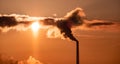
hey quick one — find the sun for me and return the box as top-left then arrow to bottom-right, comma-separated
31,21 -> 41,32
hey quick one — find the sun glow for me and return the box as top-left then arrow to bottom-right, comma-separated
31,21 -> 41,57
31,21 -> 41,32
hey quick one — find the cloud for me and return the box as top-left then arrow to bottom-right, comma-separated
0,54 -> 43,64
0,53 -> 18,64
18,56 -> 44,64
83,20 -> 120,32
27,56 -> 43,64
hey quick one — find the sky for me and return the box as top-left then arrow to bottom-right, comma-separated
0,0 -> 120,64
0,21 -> 120,64
0,0 -> 120,20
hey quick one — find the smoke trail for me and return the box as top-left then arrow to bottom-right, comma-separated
0,8 -> 118,41
0,8 -> 85,42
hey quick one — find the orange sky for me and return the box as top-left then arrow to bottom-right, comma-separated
0,26 -> 120,64
0,0 -> 120,20
0,0 -> 120,64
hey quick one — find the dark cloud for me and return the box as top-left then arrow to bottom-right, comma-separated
86,21 -> 114,27
0,16 -> 18,27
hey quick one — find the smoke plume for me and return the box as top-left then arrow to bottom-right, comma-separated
0,8 -> 118,41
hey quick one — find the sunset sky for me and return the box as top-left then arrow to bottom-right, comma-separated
0,0 -> 120,64
0,0 -> 120,20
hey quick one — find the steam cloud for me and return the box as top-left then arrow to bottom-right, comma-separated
0,8 -> 119,41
